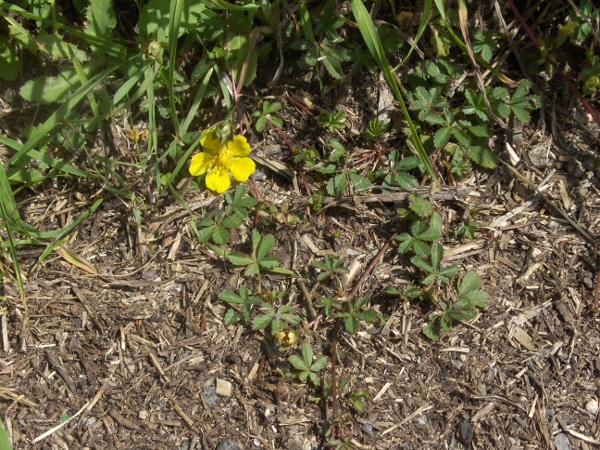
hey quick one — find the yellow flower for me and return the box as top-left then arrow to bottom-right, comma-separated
189,128 -> 256,194
275,330 -> 298,346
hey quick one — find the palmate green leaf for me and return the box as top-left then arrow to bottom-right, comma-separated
289,354 -> 309,371
255,115 -> 266,132
222,214 -> 242,229
411,255 -> 433,273
211,226 -> 229,245
327,173 -> 348,196
227,252 -> 254,266
219,291 -> 244,304
311,355 -> 328,372
410,194 -> 435,218
257,234 -> 275,261
258,256 -> 280,269
85,0 -> 116,40
423,320 -> 441,340
465,145 -> 498,168
458,271 -> 481,296
446,303 -> 478,321
430,243 -> 444,270
223,309 -> 239,326
434,127 -> 452,148
301,342 -> 314,365
345,316 -> 359,333
349,172 -> 371,191
253,314 -> 274,331
440,314 -> 453,332
359,309 -> 378,322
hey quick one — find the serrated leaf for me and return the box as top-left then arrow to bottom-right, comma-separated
465,145 -> 498,168
349,172 -> 371,191
255,115 -> 266,132
257,234 -> 275,260
440,265 -> 459,277
252,313 -> 273,330
412,240 -> 431,258
458,271 -> 481,296
222,214 -> 242,229
85,0 -> 116,40
397,236 -> 413,254
447,307 -> 477,321
309,372 -> 320,385
223,308 -> 238,326
264,101 -> 282,113
251,228 -> 261,253
423,321 -> 441,340
268,266 -> 297,276
36,33 -> 89,62
411,256 -> 433,272
227,252 -> 254,266
258,256 -> 280,269
410,195 -> 435,217
301,343 -> 314,364
462,290 -> 489,307
323,54 -> 343,79
270,116 -> 283,127
212,227 -> 229,245
417,228 -> 442,241
511,106 -> 531,123
327,173 -> 348,196
434,127 -> 452,148
440,314 -> 453,332
219,291 -> 243,304
395,172 -> 418,189
395,156 -> 421,171
311,355 -> 328,371
430,243 -> 444,269
19,63 -> 98,103
345,315 -> 358,333
359,309 -> 378,322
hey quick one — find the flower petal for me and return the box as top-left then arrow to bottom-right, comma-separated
201,128 -> 222,152
227,136 -> 251,157
189,152 -> 214,176
229,157 -> 255,182
206,166 -> 231,193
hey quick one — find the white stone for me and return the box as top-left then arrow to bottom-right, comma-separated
585,399 -> 598,415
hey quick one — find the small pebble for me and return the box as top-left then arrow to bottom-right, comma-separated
554,433 -> 572,450
203,379 -> 218,407
216,440 -> 241,450
459,419 -> 474,444
586,399 -> 599,415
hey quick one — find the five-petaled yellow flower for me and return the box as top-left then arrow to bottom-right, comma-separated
189,128 -> 255,194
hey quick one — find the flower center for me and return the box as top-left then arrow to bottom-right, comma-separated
217,148 -> 230,168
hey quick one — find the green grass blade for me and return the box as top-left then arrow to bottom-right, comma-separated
180,67 -> 215,136
350,0 -> 436,180
298,3 -> 316,44
396,0 -> 432,68
168,0 -> 184,139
